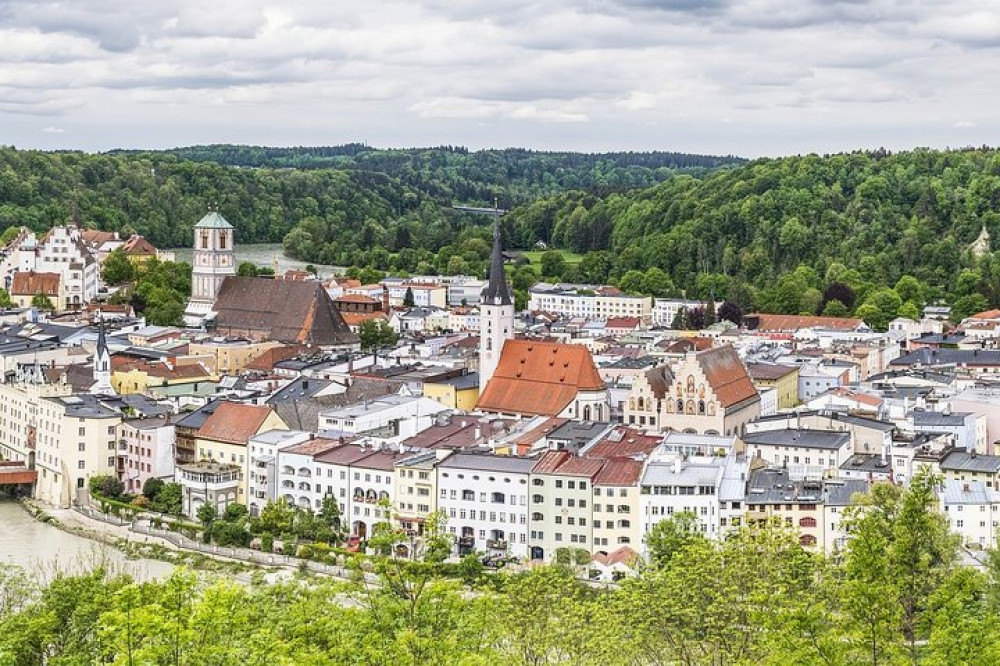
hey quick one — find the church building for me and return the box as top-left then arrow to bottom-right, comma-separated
479,211 -> 515,391
184,211 -> 236,326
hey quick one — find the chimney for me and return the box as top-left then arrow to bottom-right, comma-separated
673,456 -> 681,475
381,285 -> 390,312
474,426 -> 482,440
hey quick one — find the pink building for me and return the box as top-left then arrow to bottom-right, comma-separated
119,416 -> 177,493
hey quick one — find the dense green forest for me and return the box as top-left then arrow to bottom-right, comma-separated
1,470 -> 996,665
115,144 -> 743,203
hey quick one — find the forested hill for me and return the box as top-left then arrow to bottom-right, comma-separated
112,144 -> 745,205
504,147 -> 1000,321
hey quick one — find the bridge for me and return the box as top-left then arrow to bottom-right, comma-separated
0,461 -> 37,496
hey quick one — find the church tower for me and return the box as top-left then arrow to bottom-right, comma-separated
90,317 -> 113,395
479,210 -> 515,392
184,210 -> 236,326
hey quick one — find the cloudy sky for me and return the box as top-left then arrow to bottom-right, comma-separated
0,0 -> 996,157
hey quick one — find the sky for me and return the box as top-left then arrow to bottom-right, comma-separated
0,0 -> 996,158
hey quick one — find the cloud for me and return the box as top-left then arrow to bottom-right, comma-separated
41,125 -> 64,133
954,120 -> 978,129
0,0 -> 994,156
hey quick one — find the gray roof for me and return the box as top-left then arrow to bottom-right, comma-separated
266,377 -> 333,404
437,452 -> 536,474
743,429 -> 850,450
546,420 -> 614,446
891,348 -> 1000,367
641,456 -> 726,487
746,467 -> 867,505
194,211 -> 234,229
940,450 -> 1000,473
50,394 -> 120,419
940,479 -> 1000,505
840,453 -> 893,474
909,410 -> 972,427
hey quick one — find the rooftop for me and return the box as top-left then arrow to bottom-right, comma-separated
743,428 -> 851,450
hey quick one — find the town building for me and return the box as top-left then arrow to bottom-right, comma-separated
528,451 -> 605,561
940,480 -> 1000,549
117,415 -> 176,494
746,362 -> 800,409
529,284 -> 651,321
592,458 -> 645,552
436,451 -> 533,559
246,429 -> 314,516
479,213 -> 515,392
743,429 -> 853,481
184,212 -> 237,326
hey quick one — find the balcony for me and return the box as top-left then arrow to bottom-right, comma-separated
486,539 -> 507,550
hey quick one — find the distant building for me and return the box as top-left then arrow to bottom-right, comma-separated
479,212 -> 515,391
184,211 -> 237,326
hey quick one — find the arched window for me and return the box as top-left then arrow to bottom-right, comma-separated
619,519 -> 631,528
531,512 -> 544,521
685,400 -> 695,415
637,397 -> 645,411
676,399 -> 684,413
532,494 -> 544,504
200,231 -> 209,249
799,534 -> 817,547
629,397 -> 636,410
698,400 -> 706,415
686,375 -> 696,394
799,517 -> 817,528
583,405 -> 592,420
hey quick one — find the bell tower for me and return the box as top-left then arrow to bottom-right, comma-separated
479,208 -> 515,392
184,210 -> 236,326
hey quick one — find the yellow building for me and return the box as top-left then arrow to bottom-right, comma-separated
746,362 -> 800,409
111,360 -> 216,395
394,450 -> 442,538
423,374 -> 480,411
187,338 -> 284,376
192,402 -> 288,505
0,367 -> 122,507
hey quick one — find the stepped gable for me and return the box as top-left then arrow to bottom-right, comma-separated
476,339 -> 604,416
696,345 -> 758,408
211,276 -> 358,346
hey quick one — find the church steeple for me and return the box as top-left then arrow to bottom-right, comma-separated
479,203 -> 515,392
90,315 -> 114,395
482,206 -> 512,306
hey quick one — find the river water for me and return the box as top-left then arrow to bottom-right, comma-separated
0,500 -> 174,582
170,243 -> 341,278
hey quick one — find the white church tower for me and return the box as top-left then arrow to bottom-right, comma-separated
90,317 -> 113,395
184,210 -> 236,326
479,210 -> 515,392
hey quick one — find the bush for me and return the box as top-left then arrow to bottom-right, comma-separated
89,474 -> 124,500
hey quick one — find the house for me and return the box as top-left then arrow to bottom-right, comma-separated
938,450 -> 1000,490
175,461 -> 242,518
940,480 -> 1000,550
908,409 -> 985,453
120,235 -> 158,264
743,313 -> 868,335
805,387 -> 885,419
476,340 -> 611,420
423,373 -> 480,411
435,451 -> 534,559
592,458 -> 645,553
10,271 -> 63,310
118,415 -> 177,494
743,429 -> 853,480
590,546 -> 640,581
245,429 -> 314,515
746,362 -> 800,409
528,451 -> 606,561
394,450 -> 443,541
625,346 -> 760,436
210,277 -> 359,349
192,402 -> 288,505
318,395 -> 448,441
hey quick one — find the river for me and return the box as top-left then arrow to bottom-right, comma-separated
0,500 -> 174,582
170,243 -> 342,278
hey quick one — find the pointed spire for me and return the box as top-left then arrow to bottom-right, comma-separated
482,201 -> 512,306
96,314 -> 108,358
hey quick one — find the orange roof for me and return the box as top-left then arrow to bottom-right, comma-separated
196,402 -> 279,445
121,235 -> 157,256
586,427 -> 662,459
341,312 -> 388,327
826,387 -> 883,407
971,309 -> 1000,321
592,546 -> 638,567
606,316 -> 641,329
695,345 -> 759,408
11,271 -> 60,296
336,294 -> 380,304
476,340 -> 605,417
244,344 -> 310,372
593,458 -> 644,486
747,313 -> 863,332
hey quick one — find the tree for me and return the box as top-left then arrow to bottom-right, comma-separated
0,289 -> 11,308
402,286 -> 415,307
952,293 -> 989,322
617,269 -> 647,295
644,511 -> 705,569
150,482 -> 182,515
856,287 -> 903,331
196,502 -> 218,539
894,275 -> 925,305
358,318 -> 399,351
717,300 -> 743,325
257,497 -> 295,536
898,301 -> 921,321
89,473 -> 124,499
318,494 -> 345,545
142,477 -> 164,500
670,306 -> 688,330
540,250 -> 565,278
420,509 -> 455,563
237,261 -> 259,277
823,281 -> 857,310
101,248 -> 136,285
822,298 -> 850,317
30,294 -> 54,311
644,267 -> 674,297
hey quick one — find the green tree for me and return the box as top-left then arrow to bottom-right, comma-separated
822,298 -> 850,317
196,502 -> 218,540
856,288 -> 903,331
618,269 -> 647,295
540,250 -> 566,278
420,509 -> 455,563
30,294 -> 54,311
402,286 -> 415,307
257,497 -> 295,536
894,275 -> 924,305
89,473 -> 124,499
358,318 -> 399,351
101,248 -> 136,285
0,289 -> 11,308
236,261 -> 259,277
644,510 -> 705,569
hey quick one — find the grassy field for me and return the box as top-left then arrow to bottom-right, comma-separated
519,250 -> 584,274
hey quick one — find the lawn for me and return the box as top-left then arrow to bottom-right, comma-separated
519,250 -> 584,274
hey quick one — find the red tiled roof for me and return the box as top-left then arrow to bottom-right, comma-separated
606,316 -> 641,329
531,450 -> 605,477
971,309 -> 1000,321
477,340 -> 605,417
695,345 -> 759,408
747,313 -> 863,332
11,271 -> 59,296
341,312 -> 388,327
196,402 -> 280,445
121,235 -> 157,256
825,387 -> 883,407
593,458 -> 644,486
746,362 -> 799,381
244,345 -> 310,372
586,427 -> 661,459
336,294 -> 380,304
592,546 -> 638,567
